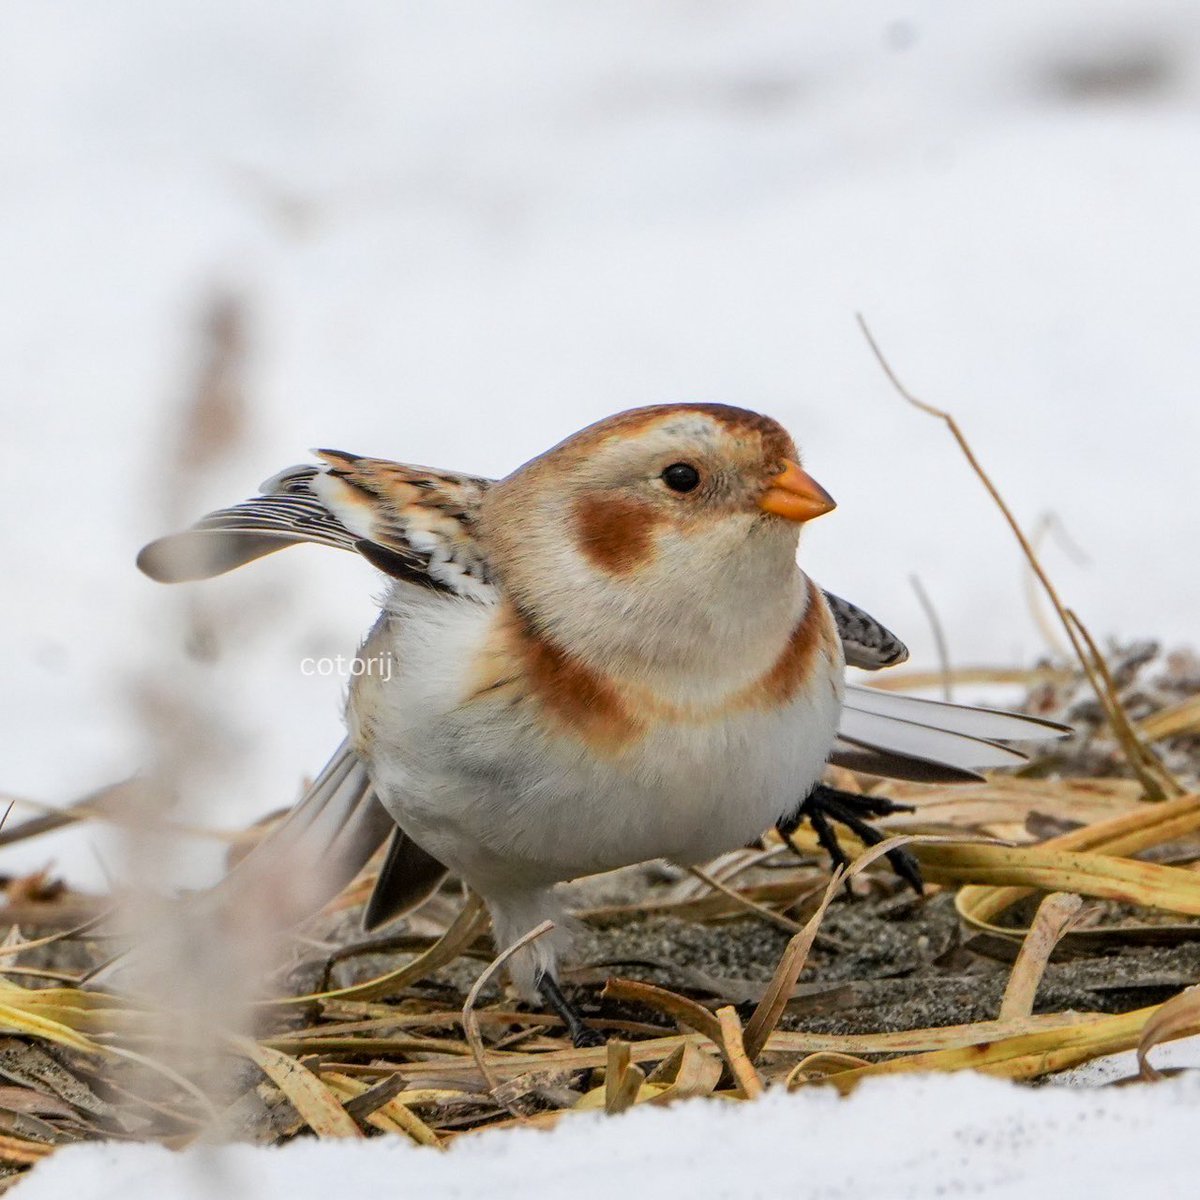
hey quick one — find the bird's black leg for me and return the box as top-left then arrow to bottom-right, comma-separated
537,971 -> 605,1048
777,784 -> 924,895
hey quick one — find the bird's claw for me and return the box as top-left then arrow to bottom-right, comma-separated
778,783 -> 924,895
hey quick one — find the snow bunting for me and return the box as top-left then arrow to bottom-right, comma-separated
135,403 -> 1066,1043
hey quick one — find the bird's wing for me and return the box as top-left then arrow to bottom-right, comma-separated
137,453 -> 497,600
831,685 -> 1071,783
821,590 -> 909,670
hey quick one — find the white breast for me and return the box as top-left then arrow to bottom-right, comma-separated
353,588 -> 844,895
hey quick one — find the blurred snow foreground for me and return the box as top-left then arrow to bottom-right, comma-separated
16,1071 -> 1200,1200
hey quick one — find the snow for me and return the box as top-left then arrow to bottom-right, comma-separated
14,1071 -> 1200,1199
3,1 -> 1199,1192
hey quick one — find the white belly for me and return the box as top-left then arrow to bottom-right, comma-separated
353,594 -> 843,893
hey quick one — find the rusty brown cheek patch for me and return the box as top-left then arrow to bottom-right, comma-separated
572,493 -> 663,575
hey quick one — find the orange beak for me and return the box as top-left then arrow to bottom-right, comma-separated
758,460 -> 836,523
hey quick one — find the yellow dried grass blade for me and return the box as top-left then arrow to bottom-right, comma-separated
263,893 -> 488,1007
786,1052 -> 873,1087
764,1012 -> 1101,1058
644,1042 -> 722,1104
577,1043 -> 724,1112
602,979 -> 762,1096
744,837 -> 919,1061
715,1006 -> 762,1099
463,918 -> 556,1106
602,978 -> 722,1043
0,1000 -> 106,1056
1137,985 -> 1200,1081
322,1071 -> 442,1147
1137,695 -> 1200,743
999,893 -> 1083,1020
924,841 -> 1200,908
790,1001 -> 1200,1094
603,1041 -> 646,1115
957,793 -> 1200,934
232,1037 -> 361,1139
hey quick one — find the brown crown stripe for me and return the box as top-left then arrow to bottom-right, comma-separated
567,403 -> 796,466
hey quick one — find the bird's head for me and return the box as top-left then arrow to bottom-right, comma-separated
481,404 -> 834,680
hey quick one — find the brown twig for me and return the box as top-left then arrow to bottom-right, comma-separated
855,314 -> 1182,801
686,866 -> 803,934
462,919 -> 556,1112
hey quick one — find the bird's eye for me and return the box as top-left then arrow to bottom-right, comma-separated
661,462 -> 701,493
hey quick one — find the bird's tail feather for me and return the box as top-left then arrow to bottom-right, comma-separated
362,828 -> 450,932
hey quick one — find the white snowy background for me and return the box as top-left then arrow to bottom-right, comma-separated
3,2 -> 1199,1194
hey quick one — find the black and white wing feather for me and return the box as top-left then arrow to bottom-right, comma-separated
816,591 -> 1067,780
821,590 -> 909,670
137,454 -> 495,600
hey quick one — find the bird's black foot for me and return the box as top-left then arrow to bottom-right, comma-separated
777,783 -> 924,895
537,971 -> 605,1048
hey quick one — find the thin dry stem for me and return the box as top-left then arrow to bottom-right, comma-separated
686,866 -> 803,934
462,919 -> 556,1110
909,574 -> 953,700
856,313 -> 1182,801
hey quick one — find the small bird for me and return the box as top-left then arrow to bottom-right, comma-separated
136,404 -> 1065,1043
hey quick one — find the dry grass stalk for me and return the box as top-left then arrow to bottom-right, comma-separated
231,1037 -> 361,1139
742,836 -> 921,1060
956,791 -> 1200,934
790,1000 -> 1200,1095
715,1007 -> 762,1099
462,918 -> 555,1106
856,313 -> 1183,801
1137,694 -> 1200,742
266,893 -> 489,1008
998,892 -> 1084,1019
908,574 -> 953,700
603,1041 -> 646,1114
322,1073 -> 442,1146
686,866 -> 803,934
602,979 -> 723,1043
1136,985 -> 1200,1081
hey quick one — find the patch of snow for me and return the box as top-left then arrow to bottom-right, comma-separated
13,1072 -> 1200,1199
1052,1030 -> 1200,1087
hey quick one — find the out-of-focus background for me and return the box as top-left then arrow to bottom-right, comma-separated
3,1 -> 1198,887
